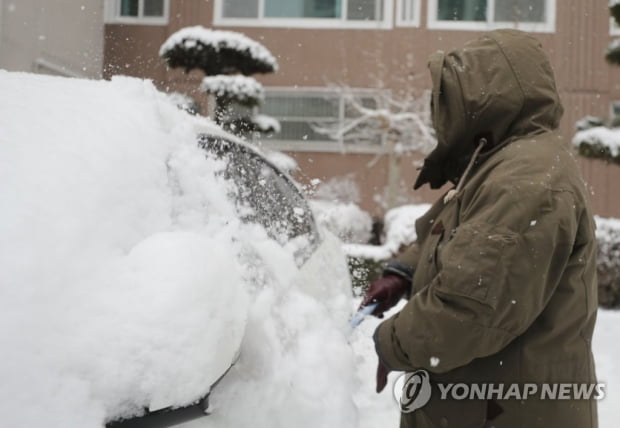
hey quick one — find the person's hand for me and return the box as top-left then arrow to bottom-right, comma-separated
376,359 -> 391,393
359,274 -> 410,318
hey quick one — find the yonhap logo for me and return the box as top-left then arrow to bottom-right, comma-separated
391,373 -> 606,413
393,370 -> 432,413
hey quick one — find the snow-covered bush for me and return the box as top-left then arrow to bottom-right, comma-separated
159,27 -> 277,75
344,204 -> 430,262
342,204 -> 430,292
596,216 -> 620,308
572,126 -> 620,165
575,115 -> 605,132
200,75 -> 265,108
309,175 -> 373,245
310,200 -> 373,245
252,114 -> 281,134
313,175 -> 362,204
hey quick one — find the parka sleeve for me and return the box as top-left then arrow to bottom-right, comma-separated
374,181 -> 579,373
394,241 -> 421,269
380,242 -> 420,283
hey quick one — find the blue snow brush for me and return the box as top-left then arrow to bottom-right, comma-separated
349,302 -> 379,330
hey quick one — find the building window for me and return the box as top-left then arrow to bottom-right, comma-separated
106,0 -> 169,25
259,89 -> 383,152
428,0 -> 555,32
396,0 -> 421,27
215,0 -> 392,29
611,101 -> 620,118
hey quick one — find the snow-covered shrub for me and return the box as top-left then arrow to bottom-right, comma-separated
612,0 -> 620,23
313,175 -> 362,204
310,200 -> 373,245
343,204 -> 430,292
344,204 -> 429,262
575,115 -> 605,132
596,217 -> 620,308
159,27 -> 277,75
308,175 -> 373,245
200,75 -> 264,108
606,39 -> 620,65
252,114 -> 281,134
572,126 -> 620,165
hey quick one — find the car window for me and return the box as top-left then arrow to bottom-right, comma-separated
198,134 -> 319,264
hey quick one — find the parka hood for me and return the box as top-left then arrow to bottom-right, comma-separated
414,29 -> 563,189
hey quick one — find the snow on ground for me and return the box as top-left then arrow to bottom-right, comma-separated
0,71 -> 355,428
594,309 -> 620,426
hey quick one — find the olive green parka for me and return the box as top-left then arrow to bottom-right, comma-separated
374,30 -> 598,428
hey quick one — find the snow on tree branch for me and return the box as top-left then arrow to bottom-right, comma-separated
573,126 -> 620,164
201,75 -> 264,108
252,114 -> 281,133
607,39 -> 620,65
159,26 -> 278,75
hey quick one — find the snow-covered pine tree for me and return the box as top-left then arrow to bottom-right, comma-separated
159,26 -> 280,136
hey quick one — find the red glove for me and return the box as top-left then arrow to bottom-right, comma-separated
360,274 -> 410,318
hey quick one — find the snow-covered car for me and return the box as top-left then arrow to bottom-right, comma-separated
104,134 -> 325,427
0,72 -> 355,428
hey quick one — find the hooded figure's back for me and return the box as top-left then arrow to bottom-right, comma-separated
374,30 -> 598,428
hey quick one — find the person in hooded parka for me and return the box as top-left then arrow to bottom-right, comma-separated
361,29 -> 599,428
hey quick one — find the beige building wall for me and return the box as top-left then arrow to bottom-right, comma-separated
0,0 -> 104,78
103,0 -> 620,218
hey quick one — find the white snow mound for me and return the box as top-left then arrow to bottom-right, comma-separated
0,71 -> 355,428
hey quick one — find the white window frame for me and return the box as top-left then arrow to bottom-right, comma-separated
395,0 -> 421,27
427,0 -> 555,33
105,0 -> 169,25
213,0 -> 393,30
259,87 -> 388,153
